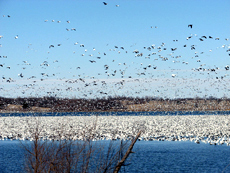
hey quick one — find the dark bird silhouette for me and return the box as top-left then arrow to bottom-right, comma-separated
18,73 -> 24,78
103,2 -> 107,5
104,65 -> 109,70
188,24 -> 193,28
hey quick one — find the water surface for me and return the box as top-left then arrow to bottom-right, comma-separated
1,140 -> 230,173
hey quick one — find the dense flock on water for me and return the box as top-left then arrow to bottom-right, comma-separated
1,115 -> 230,146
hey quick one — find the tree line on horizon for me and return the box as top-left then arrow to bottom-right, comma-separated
0,96 -> 230,112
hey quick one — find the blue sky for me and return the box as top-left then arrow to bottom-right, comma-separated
0,0 -> 230,98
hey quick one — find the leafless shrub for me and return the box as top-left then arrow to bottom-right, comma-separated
20,115 -> 140,173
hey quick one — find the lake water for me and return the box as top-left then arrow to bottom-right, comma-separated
1,110 -> 230,117
1,140 -> 230,173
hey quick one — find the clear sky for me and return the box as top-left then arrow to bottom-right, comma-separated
0,0 -> 230,99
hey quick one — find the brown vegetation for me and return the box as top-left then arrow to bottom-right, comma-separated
1,96 -> 230,113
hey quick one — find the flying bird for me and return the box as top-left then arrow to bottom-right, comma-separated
18,73 -> 24,78
172,74 -> 176,78
188,24 -> 193,28
103,2 -> 107,5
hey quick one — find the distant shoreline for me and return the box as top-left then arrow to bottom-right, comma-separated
1,96 -> 230,113
1,110 -> 230,116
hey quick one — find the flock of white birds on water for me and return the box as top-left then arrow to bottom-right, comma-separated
1,2 -> 230,145
1,115 -> 230,146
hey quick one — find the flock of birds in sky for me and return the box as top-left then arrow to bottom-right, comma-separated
0,2 -> 230,98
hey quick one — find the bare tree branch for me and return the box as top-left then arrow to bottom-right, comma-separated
113,131 -> 141,173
